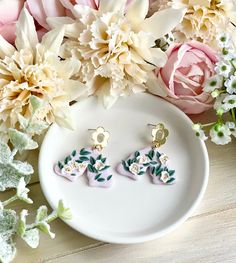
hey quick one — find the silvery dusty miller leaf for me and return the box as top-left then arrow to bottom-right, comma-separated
8,129 -> 38,151
0,210 -> 17,262
0,142 -> 11,163
0,209 -> 17,239
36,206 -> 48,222
0,236 -> 16,263
0,161 -> 33,191
22,229 -> 39,249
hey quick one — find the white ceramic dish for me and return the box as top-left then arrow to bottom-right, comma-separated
39,93 -> 209,244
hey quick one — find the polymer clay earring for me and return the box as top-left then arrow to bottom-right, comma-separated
117,123 -> 176,185
54,127 -> 113,188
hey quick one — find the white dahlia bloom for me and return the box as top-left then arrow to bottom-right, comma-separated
48,0 -> 185,108
0,8 -> 88,134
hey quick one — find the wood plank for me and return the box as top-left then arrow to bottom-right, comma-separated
49,208 -> 236,263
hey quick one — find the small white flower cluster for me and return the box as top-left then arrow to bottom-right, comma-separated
196,33 -> 236,145
193,122 -> 236,145
204,33 -> 236,113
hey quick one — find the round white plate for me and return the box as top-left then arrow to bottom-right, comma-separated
39,93 -> 209,244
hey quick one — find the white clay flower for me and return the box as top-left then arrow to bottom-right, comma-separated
62,165 -> 73,175
0,8 -> 88,134
210,124 -> 231,145
225,75 -> 236,94
204,75 -> 223,93
226,122 -> 236,137
129,163 -> 140,175
17,177 -> 33,204
159,154 -> 169,165
77,162 -> 88,173
94,160 -> 105,171
215,61 -> 233,78
48,0 -> 185,108
222,95 -> 236,111
137,155 -> 150,164
160,171 -> 170,183
192,124 -> 208,141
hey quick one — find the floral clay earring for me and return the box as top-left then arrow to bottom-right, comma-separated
117,123 -> 176,185
54,127 -> 113,188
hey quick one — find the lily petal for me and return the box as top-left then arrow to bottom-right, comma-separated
141,8 -> 186,39
15,7 -> 38,51
0,35 -> 16,59
99,0 -> 126,14
64,79 -> 89,101
41,27 -> 65,55
126,0 -> 149,24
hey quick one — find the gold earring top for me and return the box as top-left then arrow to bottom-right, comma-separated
148,123 -> 169,148
89,126 -> 110,151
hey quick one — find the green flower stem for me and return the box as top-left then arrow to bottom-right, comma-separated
47,211 -> 58,223
26,211 -> 58,230
2,194 -> 18,207
231,109 -> 236,124
201,122 -> 216,128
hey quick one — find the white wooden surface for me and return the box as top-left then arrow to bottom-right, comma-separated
1,125 -> 235,262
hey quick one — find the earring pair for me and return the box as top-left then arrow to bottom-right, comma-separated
54,124 -> 175,188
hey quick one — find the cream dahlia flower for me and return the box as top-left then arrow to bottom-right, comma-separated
170,0 -> 236,46
48,0 -> 185,108
0,8 -> 88,134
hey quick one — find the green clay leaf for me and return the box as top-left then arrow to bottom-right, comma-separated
71,150 -> 76,157
95,174 -> 102,180
138,171 -> 145,175
122,161 -> 129,172
8,129 -> 38,151
80,148 -> 91,155
58,161 -> 63,169
107,175 -> 112,181
97,154 -> 102,160
168,170 -> 175,176
101,157 -> 106,163
100,165 -> 110,171
90,156 -> 96,165
87,164 -> 96,173
156,151 -> 161,158
97,178 -> 105,182
166,177 -> 175,184
79,156 -> 89,162
149,150 -> 154,159
134,151 -> 140,158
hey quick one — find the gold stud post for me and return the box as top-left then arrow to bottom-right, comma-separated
148,123 -> 169,148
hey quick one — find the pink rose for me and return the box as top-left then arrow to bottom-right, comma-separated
0,0 -> 25,43
155,41 -> 218,114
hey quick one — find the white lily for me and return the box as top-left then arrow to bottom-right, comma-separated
48,0 -> 185,108
0,7 -> 88,132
